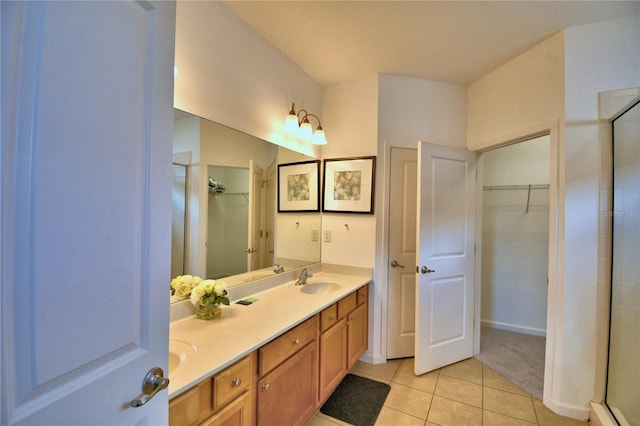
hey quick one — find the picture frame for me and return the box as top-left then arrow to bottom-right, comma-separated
277,160 -> 321,212
322,156 -> 376,214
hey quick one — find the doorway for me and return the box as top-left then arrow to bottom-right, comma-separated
206,165 -> 250,279
476,135 -> 550,399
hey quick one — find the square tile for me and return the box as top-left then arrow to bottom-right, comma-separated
374,407 -> 425,426
483,410 -> 537,425
483,365 -> 530,396
440,358 -> 483,385
434,375 -> 483,408
305,414 -> 343,426
383,382 -> 432,420
427,395 -> 482,426
483,387 -> 537,423
353,360 -> 401,382
392,361 -> 439,393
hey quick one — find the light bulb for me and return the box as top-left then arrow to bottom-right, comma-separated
299,121 -> 313,139
283,113 -> 299,133
312,128 -> 327,145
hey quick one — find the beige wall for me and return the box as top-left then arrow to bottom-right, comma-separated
378,74 -> 467,149
466,14 -> 640,420
467,32 -> 564,150
174,1 -> 323,158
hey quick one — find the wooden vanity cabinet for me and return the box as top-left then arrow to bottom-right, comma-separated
348,285 -> 369,369
318,284 -> 369,403
256,315 -> 319,426
169,354 -> 254,426
170,283 -> 369,426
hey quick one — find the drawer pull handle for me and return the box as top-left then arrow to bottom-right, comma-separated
293,339 -> 301,345
232,378 -> 242,387
262,383 -> 270,392
329,315 -> 335,321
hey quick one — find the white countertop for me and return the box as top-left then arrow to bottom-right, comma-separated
168,268 -> 371,398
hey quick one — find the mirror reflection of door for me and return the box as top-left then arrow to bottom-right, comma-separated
248,160 -> 264,271
207,165 -> 250,279
171,163 -> 188,278
265,161 -> 277,266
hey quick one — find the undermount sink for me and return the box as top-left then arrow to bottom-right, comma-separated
169,339 -> 196,375
299,281 -> 341,295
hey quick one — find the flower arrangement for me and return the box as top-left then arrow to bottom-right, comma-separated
189,279 -> 229,320
189,279 -> 230,308
170,274 -> 202,300
170,274 -> 229,319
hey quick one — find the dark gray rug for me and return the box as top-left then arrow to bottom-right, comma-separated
320,374 -> 390,426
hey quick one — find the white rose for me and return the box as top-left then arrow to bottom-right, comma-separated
174,282 -> 192,299
213,281 -> 227,296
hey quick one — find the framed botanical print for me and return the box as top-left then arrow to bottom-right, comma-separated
277,160 -> 321,212
322,156 -> 376,214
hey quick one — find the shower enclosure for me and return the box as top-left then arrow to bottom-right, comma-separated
607,96 -> 640,425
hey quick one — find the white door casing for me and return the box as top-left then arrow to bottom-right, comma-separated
248,160 -> 263,271
265,161 -> 277,266
1,1 -> 175,424
415,142 -> 477,375
387,148 -> 418,359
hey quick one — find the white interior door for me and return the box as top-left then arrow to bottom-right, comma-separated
415,142 -> 477,375
248,160 -> 264,271
265,161 -> 277,266
387,148 -> 418,359
1,1 -> 175,424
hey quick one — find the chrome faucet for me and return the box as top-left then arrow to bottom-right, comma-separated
273,264 -> 285,274
295,268 -> 313,286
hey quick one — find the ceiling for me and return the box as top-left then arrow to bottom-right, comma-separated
223,1 -> 639,87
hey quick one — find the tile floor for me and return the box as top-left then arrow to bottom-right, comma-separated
306,358 -> 590,426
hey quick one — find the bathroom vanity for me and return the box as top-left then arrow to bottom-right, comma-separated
168,266 -> 371,425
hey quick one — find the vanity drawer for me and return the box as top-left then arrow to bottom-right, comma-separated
259,315 -> 318,376
320,304 -> 338,333
337,292 -> 357,319
213,355 -> 252,411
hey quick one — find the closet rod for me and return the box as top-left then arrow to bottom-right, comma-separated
482,184 -> 549,191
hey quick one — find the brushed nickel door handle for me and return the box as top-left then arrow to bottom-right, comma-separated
130,367 -> 169,407
391,260 -> 405,268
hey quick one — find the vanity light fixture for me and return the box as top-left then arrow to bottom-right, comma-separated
283,103 -> 327,145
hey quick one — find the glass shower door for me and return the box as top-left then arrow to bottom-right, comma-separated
607,98 -> 640,425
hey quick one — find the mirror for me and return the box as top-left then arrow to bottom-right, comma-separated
171,109 -> 321,300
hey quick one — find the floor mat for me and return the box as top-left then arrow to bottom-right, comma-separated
320,374 -> 390,426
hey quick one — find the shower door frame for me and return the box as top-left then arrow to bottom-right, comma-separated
605,95 -> 640,426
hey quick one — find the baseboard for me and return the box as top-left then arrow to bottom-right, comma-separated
590,402 -> 619,426
481,319 -> 546,337
360,351 -> 386,365
543,397 -> 590,422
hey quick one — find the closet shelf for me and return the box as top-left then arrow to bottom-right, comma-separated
483,184 -> 550,214
482,184 -> 549,191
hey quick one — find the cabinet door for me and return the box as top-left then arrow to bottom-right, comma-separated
318,320 -> 348,402
347,303 -> 368,370
257,341 -> 318,426
202,391 -> 252,426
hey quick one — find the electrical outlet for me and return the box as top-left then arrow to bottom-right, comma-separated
323,229 -> 332,242
311,229 -> 319,242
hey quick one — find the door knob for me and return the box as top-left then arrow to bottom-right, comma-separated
130,367 -> 169,407
421,266 -> 435,274
391,260 -> 405,268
